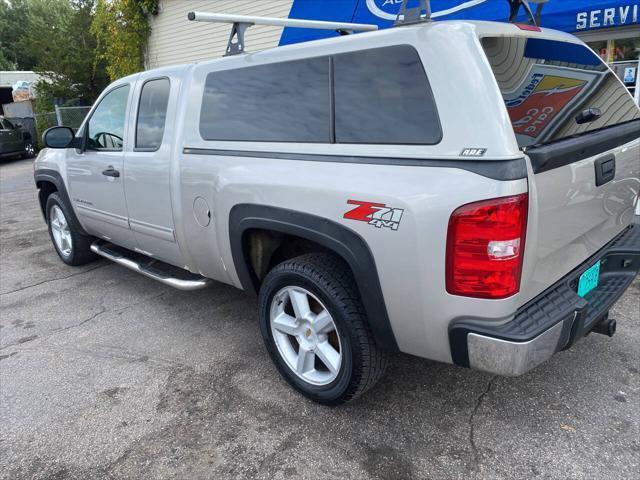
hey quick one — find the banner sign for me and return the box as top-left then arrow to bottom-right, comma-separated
504,65 -> 601,143
280,0 -> 640,45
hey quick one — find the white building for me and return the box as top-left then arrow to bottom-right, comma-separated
0,71 -> 41,88
146,1 -> 292,69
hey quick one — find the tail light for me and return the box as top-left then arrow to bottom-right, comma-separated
446,194 -> 528,299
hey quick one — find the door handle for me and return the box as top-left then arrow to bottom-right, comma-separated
102,166 -> 120,178
594,155 -> 615,187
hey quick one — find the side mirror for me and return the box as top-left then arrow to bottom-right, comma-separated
15,122 -> 22,128
43,126 -> 75,149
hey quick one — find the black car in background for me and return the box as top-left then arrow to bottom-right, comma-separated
0,116 -> 35,159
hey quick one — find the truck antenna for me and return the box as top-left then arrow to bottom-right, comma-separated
187,12 -> 378,57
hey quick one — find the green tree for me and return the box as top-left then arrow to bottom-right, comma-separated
0,0 -> 37,69
92,0 -> 158,81
20,0 -> 109,104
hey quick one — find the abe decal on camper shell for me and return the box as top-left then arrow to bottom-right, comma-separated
344,200 -> 404,231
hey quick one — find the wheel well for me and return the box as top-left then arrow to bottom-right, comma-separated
229,204 -> 399,351
243,229 -> 336,285
36,180 -> 58,218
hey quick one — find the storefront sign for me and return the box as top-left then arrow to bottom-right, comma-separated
363,0 -> 488,21
624,66 -> 637,83
281,0 -> 640,45
504,65 -> 600,142
576,4 -> 639,30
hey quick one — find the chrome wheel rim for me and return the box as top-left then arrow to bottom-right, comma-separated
50,205 -> 72,257
24,143 -> 35,157
270,286 -> 342,386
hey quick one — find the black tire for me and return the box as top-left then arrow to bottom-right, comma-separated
45,192 -> 98,266
258,253 -> 389,405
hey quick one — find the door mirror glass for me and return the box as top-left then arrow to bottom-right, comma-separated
43,126 -> 75,149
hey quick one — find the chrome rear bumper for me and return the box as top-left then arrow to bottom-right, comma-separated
466,319 -> 570,376
449,224 -> 640,376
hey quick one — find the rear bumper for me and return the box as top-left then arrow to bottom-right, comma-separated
449,223 -> 640,376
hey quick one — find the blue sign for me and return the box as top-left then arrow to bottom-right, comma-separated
280,1 -> 640,45
624,66 -> 637,83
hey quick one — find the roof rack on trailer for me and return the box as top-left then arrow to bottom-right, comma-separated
186,12 -> 378,57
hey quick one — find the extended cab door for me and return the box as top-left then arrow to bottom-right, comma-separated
123,74 -> 183,265
66,83 -> 137,249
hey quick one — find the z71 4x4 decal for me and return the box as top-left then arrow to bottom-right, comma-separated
343,200 -> 404,231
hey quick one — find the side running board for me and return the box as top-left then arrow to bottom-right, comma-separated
91,241 -> 212,291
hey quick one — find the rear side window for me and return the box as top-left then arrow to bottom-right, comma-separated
136,78 -> 170,150
333,45 -> 441,144
200,57 -> 330,142
482,36 -> 640,148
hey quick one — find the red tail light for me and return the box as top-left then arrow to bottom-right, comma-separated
446,194 -> 528,299
515,23 -> 542,32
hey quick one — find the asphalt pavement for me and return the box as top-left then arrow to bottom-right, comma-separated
1,157 -> 638,480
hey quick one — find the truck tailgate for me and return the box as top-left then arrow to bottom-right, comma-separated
526,126 -> 639,297
481,34 -> 640,300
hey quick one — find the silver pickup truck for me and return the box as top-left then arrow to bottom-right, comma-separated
35,19 -> 640,405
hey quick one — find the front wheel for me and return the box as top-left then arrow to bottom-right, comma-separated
258,253 -> 388,405
46,192 -> 98,266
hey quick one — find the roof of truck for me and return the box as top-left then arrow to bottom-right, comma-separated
120,19 -> 583,84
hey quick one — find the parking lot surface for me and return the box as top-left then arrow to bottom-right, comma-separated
1,157 -> 639,480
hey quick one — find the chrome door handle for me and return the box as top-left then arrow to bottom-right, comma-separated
102,166 -> 120,178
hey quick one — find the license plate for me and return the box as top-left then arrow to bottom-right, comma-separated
577,260 -> 600,297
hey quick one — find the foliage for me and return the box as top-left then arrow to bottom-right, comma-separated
1,0 -> 110,104
0,0 -> 36,70
0,0 -> 160,104
92,0 -> 159,81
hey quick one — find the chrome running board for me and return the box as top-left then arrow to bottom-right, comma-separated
91,241 -> 212,291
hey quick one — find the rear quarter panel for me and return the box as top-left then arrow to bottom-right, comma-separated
178,153 -> 527,362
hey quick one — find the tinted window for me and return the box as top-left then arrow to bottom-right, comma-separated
482,37 -> 640,148
333,45 -> 441,144
87,85 -> 130,151
200,57 -> 330,142
136,78 -> 170,149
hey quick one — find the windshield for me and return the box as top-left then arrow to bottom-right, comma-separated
482,36 -> 640,149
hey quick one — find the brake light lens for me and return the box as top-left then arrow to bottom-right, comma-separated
515,24 -> 542,32
446,194 -> 528,299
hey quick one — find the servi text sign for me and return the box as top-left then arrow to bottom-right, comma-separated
575,3 -> 639,30
280,1 -> 640,46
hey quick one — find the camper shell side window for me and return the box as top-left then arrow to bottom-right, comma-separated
199,45 -> 442,145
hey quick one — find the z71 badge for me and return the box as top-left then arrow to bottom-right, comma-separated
343,200 -> 404,231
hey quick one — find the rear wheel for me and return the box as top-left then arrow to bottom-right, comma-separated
46,193 -> 97,266
258,253 -> 388,405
